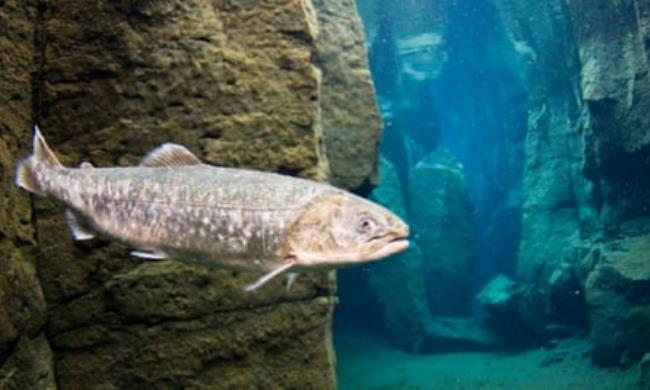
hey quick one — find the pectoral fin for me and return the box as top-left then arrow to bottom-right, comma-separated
245,259 -> 296,292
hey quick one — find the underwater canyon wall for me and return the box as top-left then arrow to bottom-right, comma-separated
0,1 -> 57,388
0,0 -> 380,388
356,0 -> 649,365
494,0 -> 650,365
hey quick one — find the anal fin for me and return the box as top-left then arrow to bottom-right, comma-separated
65,209 -> 95,241
131,249 -> 168,260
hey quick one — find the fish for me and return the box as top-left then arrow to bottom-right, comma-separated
15,127 -> 410,291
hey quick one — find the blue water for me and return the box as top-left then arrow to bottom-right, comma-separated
334,0 -> 645,388
336,0 -> 527,340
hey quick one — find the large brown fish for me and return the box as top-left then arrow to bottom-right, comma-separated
15,128 -> 409,291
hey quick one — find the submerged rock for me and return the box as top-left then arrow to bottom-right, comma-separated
584,231 -> 650,366
367,155 -> 489,352
367,157 -> 430,351
0,335 -> 56,390
495,0 -> 650,366
476,274 -> 584,345
409,149 -> 474,316
313,0 -> 382,192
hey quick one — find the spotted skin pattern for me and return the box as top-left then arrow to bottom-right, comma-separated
16,129 -> 410,290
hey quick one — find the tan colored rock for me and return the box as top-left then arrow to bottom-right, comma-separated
1,0 -> 378,385
41,0 -> 326,178
313,0 -> 382,191
584,232 -> 650,366
24,0 -> 385,387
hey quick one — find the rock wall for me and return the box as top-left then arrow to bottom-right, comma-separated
1,0 -> 380,387
365,154 -> 486,352
409,149 -> 474,317
495,0 -> 650,366
312,0 -> 382,192
0,1 -> 57,388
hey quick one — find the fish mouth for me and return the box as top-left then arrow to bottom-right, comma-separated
384,237 -> 410,254
365,233 -> 410,260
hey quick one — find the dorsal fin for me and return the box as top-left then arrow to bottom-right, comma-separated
33,126 -> 61,168
139,143 -> 202,167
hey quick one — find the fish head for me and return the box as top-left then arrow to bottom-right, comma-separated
283,191 -> 409,268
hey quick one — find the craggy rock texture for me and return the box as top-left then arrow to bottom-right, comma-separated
495,0 -> 650,365
367,158 -> 432,351
409,149 -> 474,317
367,156 -> 486,352
583,233 -> 650,365
1,0 -> 380,388
312,0 -> 382,192
0,0 -> 56,388
40,0 -> 326,179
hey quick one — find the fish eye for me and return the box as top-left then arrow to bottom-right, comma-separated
357,215 -> 376,233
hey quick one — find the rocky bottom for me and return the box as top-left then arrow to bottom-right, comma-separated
335,331 -> 640,390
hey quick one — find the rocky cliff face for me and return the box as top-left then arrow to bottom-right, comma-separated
0,1 -> 56,388
313,0 -> 382,192
495,0 -> 650,366
0,0 -> 380,388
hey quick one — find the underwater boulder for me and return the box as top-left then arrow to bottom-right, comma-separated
365,242 -> 434,352
583,232 -> 650,366
476,274 -> 520,314
313,0 -> 382,192
476,274 -> 584,346
475,274 -> 536,345
368,150 -> 494,352
408,149 -> 475,316
367,157 -> 431,351
367,157 -> 496,352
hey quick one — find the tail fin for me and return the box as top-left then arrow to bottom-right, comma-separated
15,126 -> 62,195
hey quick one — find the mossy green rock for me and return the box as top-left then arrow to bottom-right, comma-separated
313,0 -> 382,192
0,0 -> 55,387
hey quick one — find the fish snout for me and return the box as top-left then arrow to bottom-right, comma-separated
391,216 -> 410,240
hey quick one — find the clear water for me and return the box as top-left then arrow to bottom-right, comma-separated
334,0 -> 648,388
